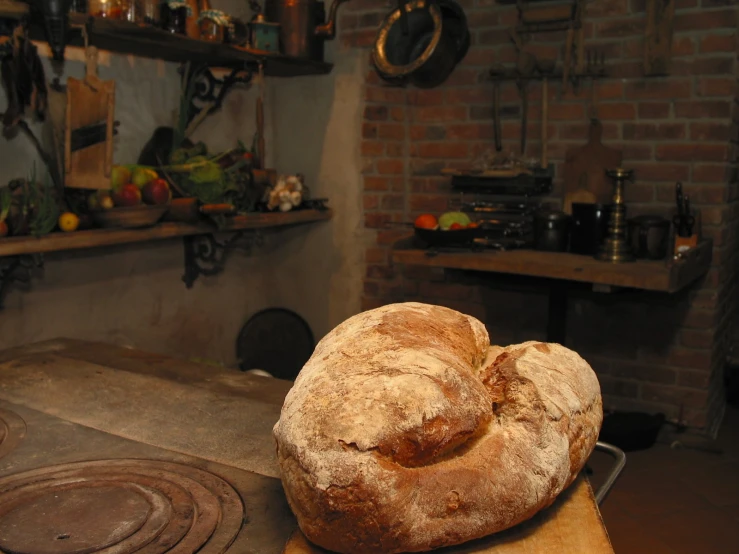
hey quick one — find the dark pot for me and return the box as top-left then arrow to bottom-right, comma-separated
570,203 -> 612,256
372,0 -> 470,89
534,210 -> 570,252
628,215 -> 670,260
599,411 -> 665,452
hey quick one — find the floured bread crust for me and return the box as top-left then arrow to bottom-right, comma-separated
273,302 -> 603,553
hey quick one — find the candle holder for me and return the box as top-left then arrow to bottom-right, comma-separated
596,167 -> 635,263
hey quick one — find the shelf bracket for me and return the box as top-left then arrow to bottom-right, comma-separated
0,254 -> 43,310
182,231 -> 264,288
182,63 -> 255,126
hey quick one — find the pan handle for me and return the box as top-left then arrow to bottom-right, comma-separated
592,441 -> 626,506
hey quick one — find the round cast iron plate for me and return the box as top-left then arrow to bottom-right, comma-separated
0,407 -> 26,460
0,459 -> 245,554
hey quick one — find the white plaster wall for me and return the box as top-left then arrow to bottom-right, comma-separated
0,32 -> 366,365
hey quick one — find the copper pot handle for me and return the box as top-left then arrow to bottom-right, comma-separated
315,0 -> 350,39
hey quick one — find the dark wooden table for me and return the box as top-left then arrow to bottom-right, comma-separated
392,239 -> 713,343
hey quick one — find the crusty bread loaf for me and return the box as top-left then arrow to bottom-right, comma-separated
273,302 -> 603,553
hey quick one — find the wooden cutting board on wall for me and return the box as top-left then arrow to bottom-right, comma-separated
282,476 -> 614,554
563,119 -> 622,214
64,46 -> 115,190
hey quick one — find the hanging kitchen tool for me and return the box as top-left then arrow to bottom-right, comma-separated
563,119 -> 622,214
264,0 -> 348,61
517,78 -> 528,156
372,0 -> 470,89
64,46 -> 115,190
236,308 -> 315,380
1,21 -> 48,132
255,63 -> 266,169
644,0 -> 675,76
509,29 -> 534,156
489,64 -> 504,153
538,58 -> 555,169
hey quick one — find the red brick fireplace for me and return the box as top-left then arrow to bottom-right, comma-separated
340,0 -> 738,434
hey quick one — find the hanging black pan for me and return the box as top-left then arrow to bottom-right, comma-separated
372,0 -> 470,89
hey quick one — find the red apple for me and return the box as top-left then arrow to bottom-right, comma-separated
112,183 -> 142,207
142,178 -> 171,206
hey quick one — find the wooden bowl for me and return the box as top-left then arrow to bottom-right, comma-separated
414,226 -> 477,247
92,204 -> 169,229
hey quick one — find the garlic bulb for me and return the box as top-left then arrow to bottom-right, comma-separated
265,174 -> 306,212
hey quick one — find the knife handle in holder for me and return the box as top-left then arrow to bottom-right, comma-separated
673,207 -> 700,255
674,234 -> 698,255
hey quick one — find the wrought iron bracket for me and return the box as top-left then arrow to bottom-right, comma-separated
181,63 -> 255,126
182,231 -> 264,289
0,254 -> 43,310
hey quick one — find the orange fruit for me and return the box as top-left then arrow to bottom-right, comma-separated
414,214 -> 438,229
58,212 -> 80,232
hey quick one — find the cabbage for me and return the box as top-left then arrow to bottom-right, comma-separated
438,211 -> 471,230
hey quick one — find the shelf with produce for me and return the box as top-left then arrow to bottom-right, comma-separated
54,14 -> 333,77
0,208 -> 332,258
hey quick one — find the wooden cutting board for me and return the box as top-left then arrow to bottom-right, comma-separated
563,119 -> 622,214
64,46 -> 115,190
282,476 -> 614,554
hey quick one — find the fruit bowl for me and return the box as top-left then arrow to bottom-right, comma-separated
92,204 -> 170,229
414,226 -> 478,247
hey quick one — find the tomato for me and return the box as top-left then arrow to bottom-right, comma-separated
467,222 -> 479,229
414,213 -> 438,229
450,222 -> 463,230
0,221 -> 7,238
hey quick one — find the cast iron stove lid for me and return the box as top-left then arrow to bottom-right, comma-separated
0,459 -> 244,553
0,407 -> 26,460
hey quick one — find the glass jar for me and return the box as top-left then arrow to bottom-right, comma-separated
198,9 -> 228,42
123,0 -> 139,22
141,0 -> 160,24
161,0 -> 190,34
89,0 -> 125,19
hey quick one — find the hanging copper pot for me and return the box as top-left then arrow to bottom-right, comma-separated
372,0 -> 469,89
264,0 -> 349,61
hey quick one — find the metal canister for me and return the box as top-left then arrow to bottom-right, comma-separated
250,13 -> 281,52
534,209 -> 571,252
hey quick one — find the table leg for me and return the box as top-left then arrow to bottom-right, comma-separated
547,281 -> 568,344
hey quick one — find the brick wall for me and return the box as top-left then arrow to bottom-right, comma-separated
341,0 -> 739,433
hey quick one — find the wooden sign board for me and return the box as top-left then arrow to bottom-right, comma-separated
64,47 -> 115,190
563,119 -> 622,214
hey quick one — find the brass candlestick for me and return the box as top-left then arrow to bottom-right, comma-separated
596,167 -> 635,263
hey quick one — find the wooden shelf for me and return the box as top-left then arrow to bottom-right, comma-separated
0,209 -> 332,258
33,15 -> 333,77
392,238 -> 712,294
